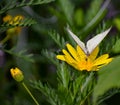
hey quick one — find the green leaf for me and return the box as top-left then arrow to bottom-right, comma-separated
0,0 -> 54,14
93,56 -> 120,104
49,30 -> 66,48
58,0 -> 74,26
78,0 -> 111,40
0,18 -> 36,33
41,49 -> 59,66
114,18 -> 120,31
74,8 -> 84,27
31,80 -> 60,105
4,48 -> 34,62
85,0 -> 103,23
57,63 -> 70,89
112,39 -> 120,54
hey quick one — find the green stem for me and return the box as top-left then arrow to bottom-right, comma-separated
0,34 -> 11,44
22,82 -> 39,105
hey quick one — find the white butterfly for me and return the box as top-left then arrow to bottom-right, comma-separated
67,27 -> 111,55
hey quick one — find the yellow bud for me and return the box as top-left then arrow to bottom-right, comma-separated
10,67 -> 24,82
6,27 -> 21,35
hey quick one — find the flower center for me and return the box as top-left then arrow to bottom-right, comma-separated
78,58 -> 93,71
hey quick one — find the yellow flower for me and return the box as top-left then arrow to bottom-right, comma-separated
56,43 -> 113,71
3,15 -> 24,25
10,67 -> 24,82
3,15 -> 12,22
3,15 -> 24,35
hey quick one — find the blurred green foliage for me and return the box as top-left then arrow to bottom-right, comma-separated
0,0 -> 120,105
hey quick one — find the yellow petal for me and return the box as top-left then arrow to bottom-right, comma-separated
76,45 -> 86,60
94,58 -> 113,71
56,55 -> 66,61
62,49 -> 76,64
66,43 -> 80,61
14,15 -> 24,21
89,46 -> 99,61
56,54 -> 78,69
94,54 -> 112,66
3,15 -> 12,22
13,15 -> 24,25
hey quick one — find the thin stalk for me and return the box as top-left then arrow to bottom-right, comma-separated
22,82 -> 39,105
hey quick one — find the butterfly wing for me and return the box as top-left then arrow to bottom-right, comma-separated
86,27 -> 111,54
66,27 -> 87,54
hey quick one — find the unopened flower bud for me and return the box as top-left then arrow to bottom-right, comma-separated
10,67 -> 24,82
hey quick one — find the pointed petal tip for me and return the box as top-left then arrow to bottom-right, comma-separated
56,55 -> 65,61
